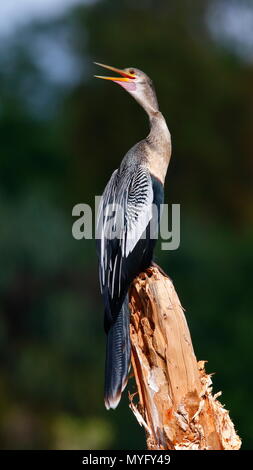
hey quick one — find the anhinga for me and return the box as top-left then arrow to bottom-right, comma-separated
95,62 -> 171,409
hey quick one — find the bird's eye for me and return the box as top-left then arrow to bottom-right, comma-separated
129,69 -> 135,75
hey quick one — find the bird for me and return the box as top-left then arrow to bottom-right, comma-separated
95,62 -> 172,410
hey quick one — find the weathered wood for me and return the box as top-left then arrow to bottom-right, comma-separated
129,267 -> 241,450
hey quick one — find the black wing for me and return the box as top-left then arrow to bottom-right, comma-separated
96,164 -> 154,330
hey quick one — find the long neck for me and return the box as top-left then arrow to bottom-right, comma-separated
139,87 -> 170,147
144,110 -> 172,184
148,111 -> 171,146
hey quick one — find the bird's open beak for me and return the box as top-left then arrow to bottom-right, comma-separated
94,62 -> 136,82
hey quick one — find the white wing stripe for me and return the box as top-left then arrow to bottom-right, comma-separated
97,165 -> 153,297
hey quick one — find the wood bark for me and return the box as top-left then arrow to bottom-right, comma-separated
129,266 -> 241,450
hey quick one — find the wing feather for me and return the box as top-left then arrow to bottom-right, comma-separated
96,165 -> 153,316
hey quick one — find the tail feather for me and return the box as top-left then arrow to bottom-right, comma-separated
104,295 -> 131,410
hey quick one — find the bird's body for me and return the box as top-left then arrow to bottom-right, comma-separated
95,63 -> 171,409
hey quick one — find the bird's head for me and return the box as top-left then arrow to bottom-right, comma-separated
94,62 -> 159,116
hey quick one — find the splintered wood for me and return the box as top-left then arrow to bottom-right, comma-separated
129,267 -> 241,450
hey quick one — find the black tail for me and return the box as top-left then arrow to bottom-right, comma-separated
104,295 -> 131,410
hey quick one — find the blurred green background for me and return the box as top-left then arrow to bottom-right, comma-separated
0,0 -> 252,449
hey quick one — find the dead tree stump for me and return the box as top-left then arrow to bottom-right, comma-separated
129,266 -> 241,450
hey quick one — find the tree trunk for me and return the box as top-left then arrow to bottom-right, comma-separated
129,266 -> 241,450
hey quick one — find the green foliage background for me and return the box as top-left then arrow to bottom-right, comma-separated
0,0 -> 252,449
